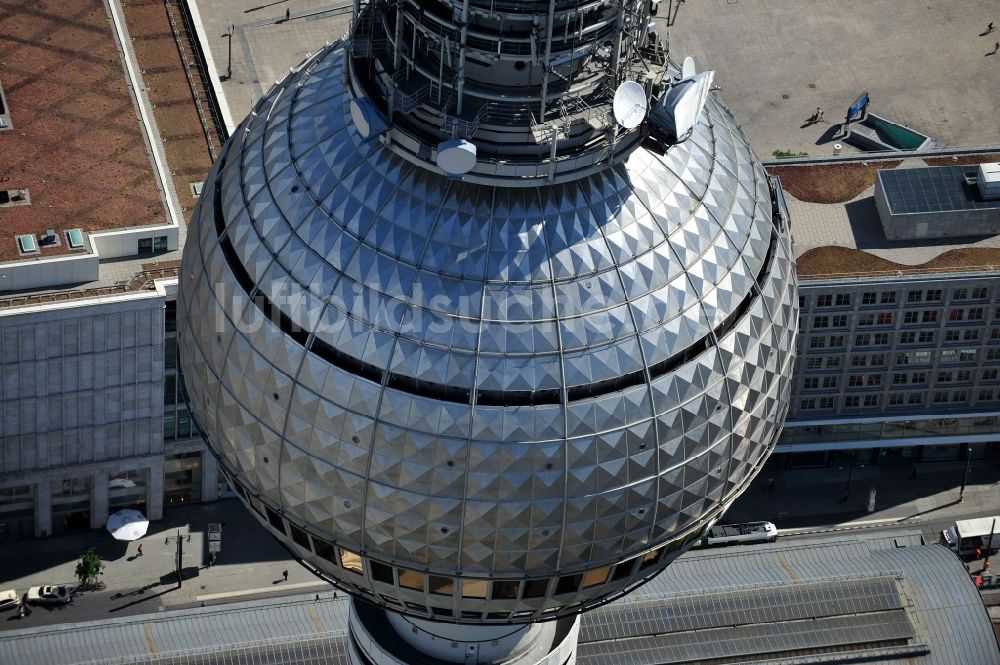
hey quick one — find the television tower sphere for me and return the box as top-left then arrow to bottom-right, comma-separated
179,0 -> 797,660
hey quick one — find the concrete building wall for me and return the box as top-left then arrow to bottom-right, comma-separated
0,294 -> 170,537
0,294 -> 166,473
781,272 -> 1000,458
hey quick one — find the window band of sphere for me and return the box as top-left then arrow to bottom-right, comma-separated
212,414 -> 783,624
223,464 -> 712,621
210,169 -> 780,407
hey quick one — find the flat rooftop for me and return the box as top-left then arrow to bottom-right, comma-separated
0,0 -> 166,264
771,154 -> 1000,279
879,165 -> 1000,216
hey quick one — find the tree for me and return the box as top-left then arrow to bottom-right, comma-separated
75,548 -> 104,590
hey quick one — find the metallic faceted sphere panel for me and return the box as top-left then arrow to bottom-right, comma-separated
179,42 -> 797,622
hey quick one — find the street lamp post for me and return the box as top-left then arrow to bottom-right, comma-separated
836,452 -> 859,503
959,447 -> 972,503
165,530 -> 191,588
222,22 -> 235,81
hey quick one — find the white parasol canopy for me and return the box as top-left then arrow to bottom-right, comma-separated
106,509 -> 149,541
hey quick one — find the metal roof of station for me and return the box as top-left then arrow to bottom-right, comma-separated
2,532 -> 996,665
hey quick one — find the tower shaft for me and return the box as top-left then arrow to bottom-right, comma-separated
347,0 -> 668,179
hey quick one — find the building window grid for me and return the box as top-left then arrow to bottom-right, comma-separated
797,282 -> 997,419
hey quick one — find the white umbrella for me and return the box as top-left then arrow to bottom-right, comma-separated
106,509 -> 149,541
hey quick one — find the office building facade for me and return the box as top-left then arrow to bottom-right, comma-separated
0,285 -> 222,540
780,271 -> 1000,467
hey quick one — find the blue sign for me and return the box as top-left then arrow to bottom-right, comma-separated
847,92 -> 869,122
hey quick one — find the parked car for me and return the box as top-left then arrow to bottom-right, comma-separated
26,585 -> 73,605
0,590 -> 20,611
699,521 -> 778,547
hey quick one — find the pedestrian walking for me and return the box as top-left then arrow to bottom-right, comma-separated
993,42 -> 1000,55
137,543 -> 143,557
285,8 -> 290,21
282,569 -> 288,582
315,594 -> 320,602
817,108 -> 824,121
987,21 -> 995,34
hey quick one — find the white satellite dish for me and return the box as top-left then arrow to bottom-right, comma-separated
671,70 -> 714,138
649,70 -> 715,142
612,80 -> 648,130
350,96 -> 388,139
436,139 -> 478,177
681,56 -> 696,80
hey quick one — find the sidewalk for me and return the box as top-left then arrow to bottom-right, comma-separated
0,499 -> 329,629
725,457 -> 1000,532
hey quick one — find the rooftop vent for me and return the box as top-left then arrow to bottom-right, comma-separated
0,188 -> 30,207
39,229 -> 58,247
977,163 -> 1000,201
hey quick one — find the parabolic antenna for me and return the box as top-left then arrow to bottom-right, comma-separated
649,70 -> 715,142
436,138 -> 478,176
671,70 -> 714,138
613,80 -> 648,129
681,56 -> 696,80
350,96 -> 388,139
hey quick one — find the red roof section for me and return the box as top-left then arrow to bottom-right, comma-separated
0,0 -> 165,262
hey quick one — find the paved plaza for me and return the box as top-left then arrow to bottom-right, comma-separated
667,0 -> 1000,156
192,0 -> 351,128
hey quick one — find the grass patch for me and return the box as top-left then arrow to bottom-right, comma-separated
767,160 -> 901,204
771,149 -> 809,159
923,153 -> 1000,167
797,245 -> 1000,279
